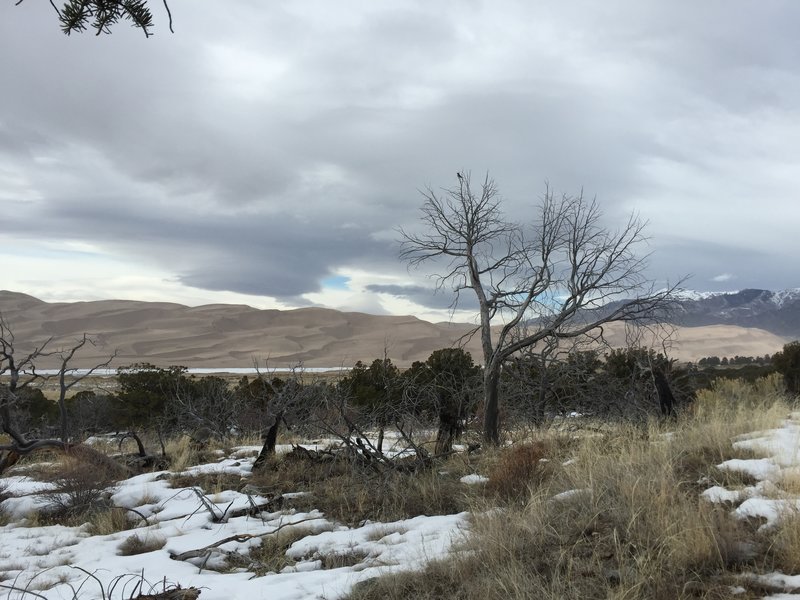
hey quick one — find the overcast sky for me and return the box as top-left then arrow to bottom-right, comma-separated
1,1 -> 798,322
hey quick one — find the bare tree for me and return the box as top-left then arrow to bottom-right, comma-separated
55,334 -> 116,442
0,315 -> 53,471
250,364 -> 312,471
0,315 -> 115,473
400,172 -> 679,444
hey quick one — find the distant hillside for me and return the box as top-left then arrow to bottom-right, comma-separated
669,288 -> 800,338
0,291 -> 481,369
0,291 -> 790,368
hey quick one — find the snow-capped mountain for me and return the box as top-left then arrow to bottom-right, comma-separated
670,288 -> 800,338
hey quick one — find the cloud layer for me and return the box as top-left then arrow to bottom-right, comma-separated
1,1 -> 798,319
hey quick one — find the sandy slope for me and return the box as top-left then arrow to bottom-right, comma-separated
0,291 -> 789,368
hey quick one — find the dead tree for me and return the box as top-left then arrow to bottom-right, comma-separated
400,172 -> 681,443
56,334 -> 116,442
0,315 -> 115,474
250,365 -> 308,471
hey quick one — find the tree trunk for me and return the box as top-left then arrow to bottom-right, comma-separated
483,367 -> 501,445
59,369 -> 69,443
253,411 -> 282,471
652,368 -> 676,417
435,420 -> 458,455
376,426 -> 384,454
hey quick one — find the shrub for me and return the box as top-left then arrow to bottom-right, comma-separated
773,341 -> 800,395
38,455 -> 121,519
486,441 -> 551,501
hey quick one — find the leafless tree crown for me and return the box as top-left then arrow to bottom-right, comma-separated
400,172 -> 680,443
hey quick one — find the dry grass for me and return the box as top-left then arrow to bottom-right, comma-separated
163,435 -> 222,472
169,470 -> 244,494
319,548 -> 370,569
777,468 -> 800,495
691,373 -> 788,427
241,527 -> 312,575
762,506 -> 800,573
248,450 -> 476,525
365,524 -> 408,542
348,376 -> 795,600
486,441 -> 552,501
86,506 -> 138,535
163,435 -> 199,472
117,531 -> 167,556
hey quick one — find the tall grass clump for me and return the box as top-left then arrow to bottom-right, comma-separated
677,374 -> 792,484
691,373 -> 788,428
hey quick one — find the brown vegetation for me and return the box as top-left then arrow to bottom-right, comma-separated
348,377 -> 797,600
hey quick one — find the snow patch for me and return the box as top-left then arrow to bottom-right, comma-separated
460,474 -> 489,485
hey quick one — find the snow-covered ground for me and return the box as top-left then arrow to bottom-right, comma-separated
6,415 -> 800,599
0,451 -> 469,600
702,412 -> 800,598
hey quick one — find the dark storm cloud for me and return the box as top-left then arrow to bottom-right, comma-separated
1,1 -> 799,312
3,194 -> 392,298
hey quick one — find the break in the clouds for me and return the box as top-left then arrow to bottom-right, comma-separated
712,274 -> 735,283
1,1 -> 799,320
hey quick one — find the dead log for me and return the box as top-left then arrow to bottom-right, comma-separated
170,517 -> 324,572
133,587 -> 201,600
0,441 -> 132,478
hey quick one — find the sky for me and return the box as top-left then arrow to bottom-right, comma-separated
1,1 -> 799,323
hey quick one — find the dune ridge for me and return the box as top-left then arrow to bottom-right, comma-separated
0,291 -> 788,368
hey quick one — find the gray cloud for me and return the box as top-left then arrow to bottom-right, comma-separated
366,284 -> 478,312
1,1 -> 799,313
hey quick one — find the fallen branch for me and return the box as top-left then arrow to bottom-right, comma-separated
0,583 -> 48,599
169,533 -> 258,562
169,517 -> 325,572
134,588 -> 201,600
189,487 -> 231,522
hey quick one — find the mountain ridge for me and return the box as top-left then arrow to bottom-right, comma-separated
0,290 -> 793,368
668,288 -> 800,337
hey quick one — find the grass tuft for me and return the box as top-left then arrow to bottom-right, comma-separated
86,506 -> 137,535
117,532 -> 167,556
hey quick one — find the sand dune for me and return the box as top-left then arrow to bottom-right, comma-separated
0,291 -> 789,369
